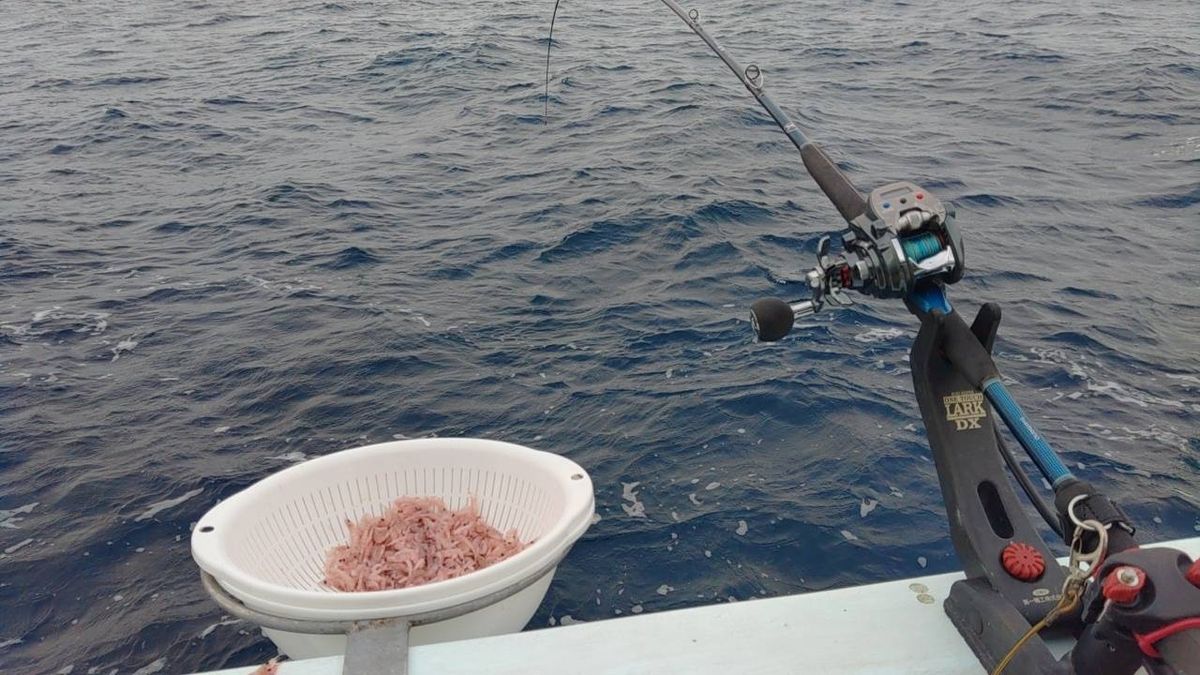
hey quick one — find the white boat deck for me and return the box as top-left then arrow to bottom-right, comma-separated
199,537 -> 1200,675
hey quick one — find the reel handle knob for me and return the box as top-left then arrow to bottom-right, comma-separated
750,298 -> 796,341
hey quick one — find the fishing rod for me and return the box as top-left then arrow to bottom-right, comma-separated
545,3 -> 1200,673
653,1 -> 869,225
545,0 -> 867,224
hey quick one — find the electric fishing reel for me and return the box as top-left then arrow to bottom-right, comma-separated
750,181 -> 964,341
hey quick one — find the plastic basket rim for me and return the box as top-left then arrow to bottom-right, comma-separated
190,438 -> 595,617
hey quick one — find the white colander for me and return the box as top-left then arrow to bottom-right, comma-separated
191,438 -> 594,657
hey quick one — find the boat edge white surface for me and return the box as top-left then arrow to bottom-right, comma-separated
195,536 -> 1200,675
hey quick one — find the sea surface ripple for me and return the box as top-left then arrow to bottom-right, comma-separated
1,0 -> 1198,672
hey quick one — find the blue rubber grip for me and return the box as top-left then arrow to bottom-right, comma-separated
979,379 -> 1075,482
909,284 -> 952,315
983,379 -> 1074,486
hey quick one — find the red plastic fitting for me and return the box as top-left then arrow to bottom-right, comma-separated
1186,558 -> 1200,588
1102,565 -> 1147,605
1001,541 -> 1045,582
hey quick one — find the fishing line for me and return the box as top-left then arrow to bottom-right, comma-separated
544,0 -> 563,123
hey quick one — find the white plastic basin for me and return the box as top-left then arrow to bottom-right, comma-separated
191,438 -> 595,659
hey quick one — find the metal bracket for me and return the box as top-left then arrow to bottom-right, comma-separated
345,619 -> 412,675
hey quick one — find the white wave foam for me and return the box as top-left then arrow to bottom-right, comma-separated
1031,347 -> 1189,411
110,337 -> 139,361
1062,422 -> 1188,453
853,327 -> 908,343
0,502 -> 37,529
241,274 -> 321,295
1165,373 -> 1200,387
1085,380 -> 1184,409
4,538 -> 33,554
198,617 -> 241,639
1151,135 -> 1200,157
135,489 -> 203,522
620,482 -> 646,518
1,307 -> 110,338
395,307 -> 431,327
130,658 -> 165,675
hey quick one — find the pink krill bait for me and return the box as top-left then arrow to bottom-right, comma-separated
323,496 -> 527,592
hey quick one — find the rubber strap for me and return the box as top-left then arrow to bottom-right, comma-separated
1135,617 -> 1200,659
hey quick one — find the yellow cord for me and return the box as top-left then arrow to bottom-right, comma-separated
991,584 -> 1083,675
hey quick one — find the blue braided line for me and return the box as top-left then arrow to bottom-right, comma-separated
984,379 -> 1074,486
901,233 -> 941,262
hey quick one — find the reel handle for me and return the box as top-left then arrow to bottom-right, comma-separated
749,298 -> 817,342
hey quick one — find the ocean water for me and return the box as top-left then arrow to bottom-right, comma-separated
1,0 -> 1198,672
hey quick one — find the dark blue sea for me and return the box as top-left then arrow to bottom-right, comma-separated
2,0 -> 1198,672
